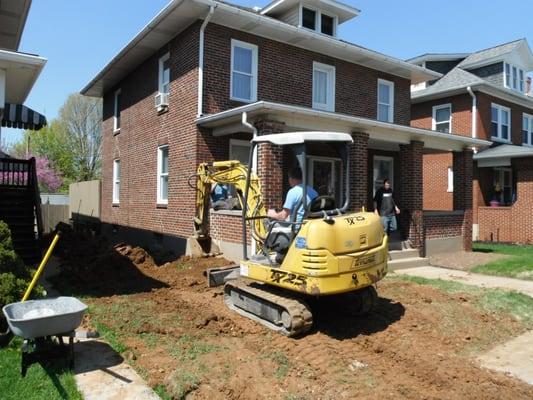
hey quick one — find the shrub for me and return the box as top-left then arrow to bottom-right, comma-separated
0,220 -> 41,308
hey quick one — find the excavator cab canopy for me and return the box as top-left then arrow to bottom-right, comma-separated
243,131 -> 354,259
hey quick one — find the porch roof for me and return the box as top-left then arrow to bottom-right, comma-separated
474,144 -> 533,160
196,101 -> 491,152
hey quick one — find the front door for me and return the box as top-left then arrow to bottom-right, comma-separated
373,156 -> 394,195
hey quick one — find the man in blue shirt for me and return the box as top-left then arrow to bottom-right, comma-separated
267,167 -> 318,223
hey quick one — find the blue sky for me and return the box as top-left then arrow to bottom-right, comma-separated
4,0 -> 533,145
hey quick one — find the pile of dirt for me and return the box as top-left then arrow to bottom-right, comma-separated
54,229 -> 231,296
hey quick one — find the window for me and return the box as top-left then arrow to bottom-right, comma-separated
158,53 -> 170,95
447,167 -> 454,193
307,156 -> 343,204
493,167 -> 513,205
302,7 -> 316,30
230,39 -> 258,103
113,89 -> 121,132
432,104 -> 452,133
377,79 -> 394,123
504,62 -> 525,93
157,146 -> 169,204
300,6 -> 336,36
229,139 -> 251,165
112,159 -> 120,204
523,113 -> 533,146
321,13 -> 334,36
312,62 -> 335,112
491,103 -> 511,142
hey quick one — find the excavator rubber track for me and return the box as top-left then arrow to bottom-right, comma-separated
224,279 -> 313,337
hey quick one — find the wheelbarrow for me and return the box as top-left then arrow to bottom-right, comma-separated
2,297 -> 87,376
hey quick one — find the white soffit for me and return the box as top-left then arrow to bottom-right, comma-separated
0,49 -> 46,103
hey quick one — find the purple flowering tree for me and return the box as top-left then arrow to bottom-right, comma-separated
34,156 -> 63,193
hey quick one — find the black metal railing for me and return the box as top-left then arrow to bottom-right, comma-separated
0,158 -> 32,187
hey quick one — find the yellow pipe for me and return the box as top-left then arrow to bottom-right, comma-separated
22,232 -> 61,302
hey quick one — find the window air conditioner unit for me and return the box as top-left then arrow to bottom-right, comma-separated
155,92 -> 169,111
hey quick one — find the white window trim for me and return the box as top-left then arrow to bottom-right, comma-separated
113,89 -> 121,133
377,79 -> 394,123
523,113 -> 533,147
229,139 -> 252,162
504,62 -> 525,93
491,103 -> 512,143
299,4 -> 338,37
307,155 -> 342,202
447,166 -> 454,193
431,103 -> 452,133
312,61 -> 335,112
112,159 -> 120,204
230,39 -> 258,103
157,145 -> 169,205
158,52 -> 170,95
373,155 -> 394,196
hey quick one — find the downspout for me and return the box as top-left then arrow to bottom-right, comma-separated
197,5 -> 215,117
467,86 -> 478,153
241,112 -> 258,257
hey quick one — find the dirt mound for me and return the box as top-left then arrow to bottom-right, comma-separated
53,229 -> 231,297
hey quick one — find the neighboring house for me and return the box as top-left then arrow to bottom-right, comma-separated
0,0 -> 48,264
410,38 -> 533,244
81,0 -> 487,260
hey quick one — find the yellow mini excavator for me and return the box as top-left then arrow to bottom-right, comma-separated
191,132 -> 388,336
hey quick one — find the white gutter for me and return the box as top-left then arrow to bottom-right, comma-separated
466,86 -> 477,139
197,5 -> 215,117
241,112 -> 258,255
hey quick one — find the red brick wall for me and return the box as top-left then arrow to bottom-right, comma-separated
101,22 -> 202,239
478,157 -> 533,244
203,23 -> 411,125
411,93 -> 472,136
210,211 -> 249,244
424,212 -> 464,239
476,93 -> 533,143
422,153 -> 453,210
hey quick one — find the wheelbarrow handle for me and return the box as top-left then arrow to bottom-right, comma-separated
22,232 -> 61,302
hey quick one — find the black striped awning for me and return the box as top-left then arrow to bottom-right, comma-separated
1,103 -> 47,130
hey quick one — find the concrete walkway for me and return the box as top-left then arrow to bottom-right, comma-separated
478,330 -> 533,385
394,266 -> 533,297
73,339 -> 160,400
395,265 -> 533,386
40,258 -> 160,399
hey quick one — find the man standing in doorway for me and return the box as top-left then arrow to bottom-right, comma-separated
373,178 -> 400,235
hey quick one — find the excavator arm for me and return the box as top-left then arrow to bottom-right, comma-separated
192,160 -> 268,246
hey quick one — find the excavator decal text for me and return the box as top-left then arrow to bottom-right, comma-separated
270,270 -> 307,287
344,216 -> 365,225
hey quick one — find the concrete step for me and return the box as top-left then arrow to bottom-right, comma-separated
388,257 -> 430,271
389,248 -> 420,261
388,240 -> 412,251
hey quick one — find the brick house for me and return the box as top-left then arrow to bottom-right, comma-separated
81,0 -> 487,261
410,39 -> 533,244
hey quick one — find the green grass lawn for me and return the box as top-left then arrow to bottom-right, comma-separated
472,242 -> 533,280
0,337 -> 82,400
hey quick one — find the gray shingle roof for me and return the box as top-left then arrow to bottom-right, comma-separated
474,144 -> 533,160
457,39 -> 525,69
412,67 -> 484,98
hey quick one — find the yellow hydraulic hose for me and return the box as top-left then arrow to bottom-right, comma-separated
22,232 -> 61,302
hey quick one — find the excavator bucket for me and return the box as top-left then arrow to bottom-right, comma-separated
188,236 -> 221,257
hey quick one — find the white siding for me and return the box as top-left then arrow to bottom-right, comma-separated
280,6 -> 300,26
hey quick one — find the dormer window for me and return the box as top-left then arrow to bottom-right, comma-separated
504,62 -> 525,93
300,5 -> 337,37
302,7 -> 316,30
